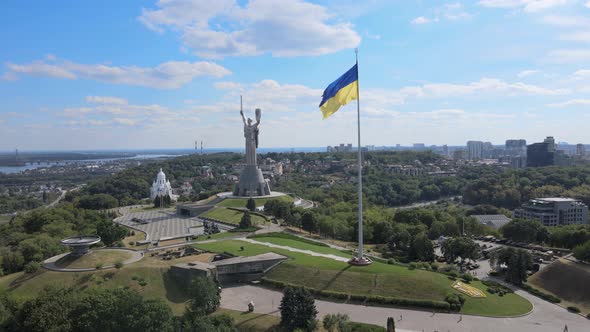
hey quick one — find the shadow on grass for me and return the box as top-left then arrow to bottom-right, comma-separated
9,269 -> 48,289
234,311 -> 281,332
163,271 -> 190,304
320,265 -> 351,291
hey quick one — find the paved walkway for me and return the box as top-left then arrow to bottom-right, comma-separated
238,238 -> 349,262
221,285 -> 589,332
43,249 -> 143,272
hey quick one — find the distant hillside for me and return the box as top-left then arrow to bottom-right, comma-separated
528,258 -> 590,314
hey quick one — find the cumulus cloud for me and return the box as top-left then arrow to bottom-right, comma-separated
411,16 -> 432,24
139,0 -> 361,58
4,57 -> 231,89
546,49 -> 590,63
517,69 -> 540,78
85,96 -> 128,105
478,0 -> 568,12
547,99 -> 590,107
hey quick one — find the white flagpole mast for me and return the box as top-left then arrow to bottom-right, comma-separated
355,48 -> 364,262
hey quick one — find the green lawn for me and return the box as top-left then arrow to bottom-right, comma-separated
55,250 -> 132,269
249,236 -> 350,258
196,239 -> 532,317
202,207 -> 267,225
193,231 -> 248,241
217,195 -> 293,208
0,262 -> 189,315
214,308 -> 280,332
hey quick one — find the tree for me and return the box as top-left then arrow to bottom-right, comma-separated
387,230 -> 412,253
491,247 -> 532,285
573,240 -> 590,263
441,237 -> 479,267
246,197 -> 256,211
279,286 -> 318,332
78,194 -> 119,210
96,220 -> 127,246
301,211 -> 318,235
239,211 -> 253,229
409,233 -> 434,262
502,219 -> 547,244
323,313 -> 349,332
186,277 -> 220,317
387,317 -> 396,332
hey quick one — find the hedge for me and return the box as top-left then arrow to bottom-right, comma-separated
248,232 -> 330,247
521,284 -> 561,303
567,306 -> 581,313
261,278 -> 451,311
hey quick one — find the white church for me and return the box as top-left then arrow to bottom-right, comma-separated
150,168 -> 174,201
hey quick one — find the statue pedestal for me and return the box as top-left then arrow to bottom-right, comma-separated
233,165 -> 271,197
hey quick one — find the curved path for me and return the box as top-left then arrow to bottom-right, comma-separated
43,249 -> 143,272
238,238 -> 349,262
221,285 -> 588,332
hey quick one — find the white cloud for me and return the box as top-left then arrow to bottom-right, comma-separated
85,96 -> 128,105
139,0 -> 361,58
546,49 -> 590,63
560,31 -> 590,42
112,118 -> 139,126
517,69 -> 540,78
4,57 -> 231,89
411,16 -> 431,24
478,0 -> 568,12
542,15 -> 590,27
547,99 -> 590,107
586,0 -> 590,8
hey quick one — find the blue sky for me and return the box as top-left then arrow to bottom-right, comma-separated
2,0 -> 590,150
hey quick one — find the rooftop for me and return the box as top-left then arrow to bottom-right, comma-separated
535,197 -> 579,202
472,215 -> 512,228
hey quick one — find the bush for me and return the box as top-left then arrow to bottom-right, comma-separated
430,262 -> 439,271
461,273 -> 473,283
95,263 -> 103,270
387,258 -> 396,265
586,313 -> 590,319
521,284 -> 561,303
445,293 -> 466,311
24,261 -> 40,274
567,306 -> 581,313
408,262 -> 416,270
129,241 -> 135,246
114,261 -> 124,269
447,271 -> 458,278
261,278 -> 450,311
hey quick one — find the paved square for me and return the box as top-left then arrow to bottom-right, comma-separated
117,210 -> 206,241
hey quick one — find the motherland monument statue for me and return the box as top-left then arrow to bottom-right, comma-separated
233,97 -> 271,197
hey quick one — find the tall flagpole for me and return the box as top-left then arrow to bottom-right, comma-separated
355,48 -> 365,263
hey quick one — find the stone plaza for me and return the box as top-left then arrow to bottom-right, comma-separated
116,209 -> 232,242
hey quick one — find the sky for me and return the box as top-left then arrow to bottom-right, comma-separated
2,0 -> 590,150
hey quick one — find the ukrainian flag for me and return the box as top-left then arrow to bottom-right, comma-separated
319,64 -> 358,119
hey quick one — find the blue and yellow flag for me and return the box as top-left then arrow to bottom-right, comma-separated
319,64 -> 358,119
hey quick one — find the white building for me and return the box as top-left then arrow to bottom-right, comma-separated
514,197 -> 588,227
150,168 -> 173,200
466,141 -> 484,160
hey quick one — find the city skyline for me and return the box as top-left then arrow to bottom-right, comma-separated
2,0 -> 590,150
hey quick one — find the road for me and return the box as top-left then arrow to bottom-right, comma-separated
221,285 -> 589,332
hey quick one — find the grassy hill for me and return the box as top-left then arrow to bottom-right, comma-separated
202,206 -> 267,225
528,258 -> 590,315
195,238 -> 532,317
217,195 -> 293,208
0,254 -> 215,315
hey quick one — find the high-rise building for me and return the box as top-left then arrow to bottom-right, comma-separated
453,149 -> 466,161
413,143 -> 425,151
442,144 -> 449,157
544,136 -> 556,152
506,139 -> 527,150
527,142 -> 554,167
466,141 -> 484,160
514,198 -> 588,226
576,144 -> 586,156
